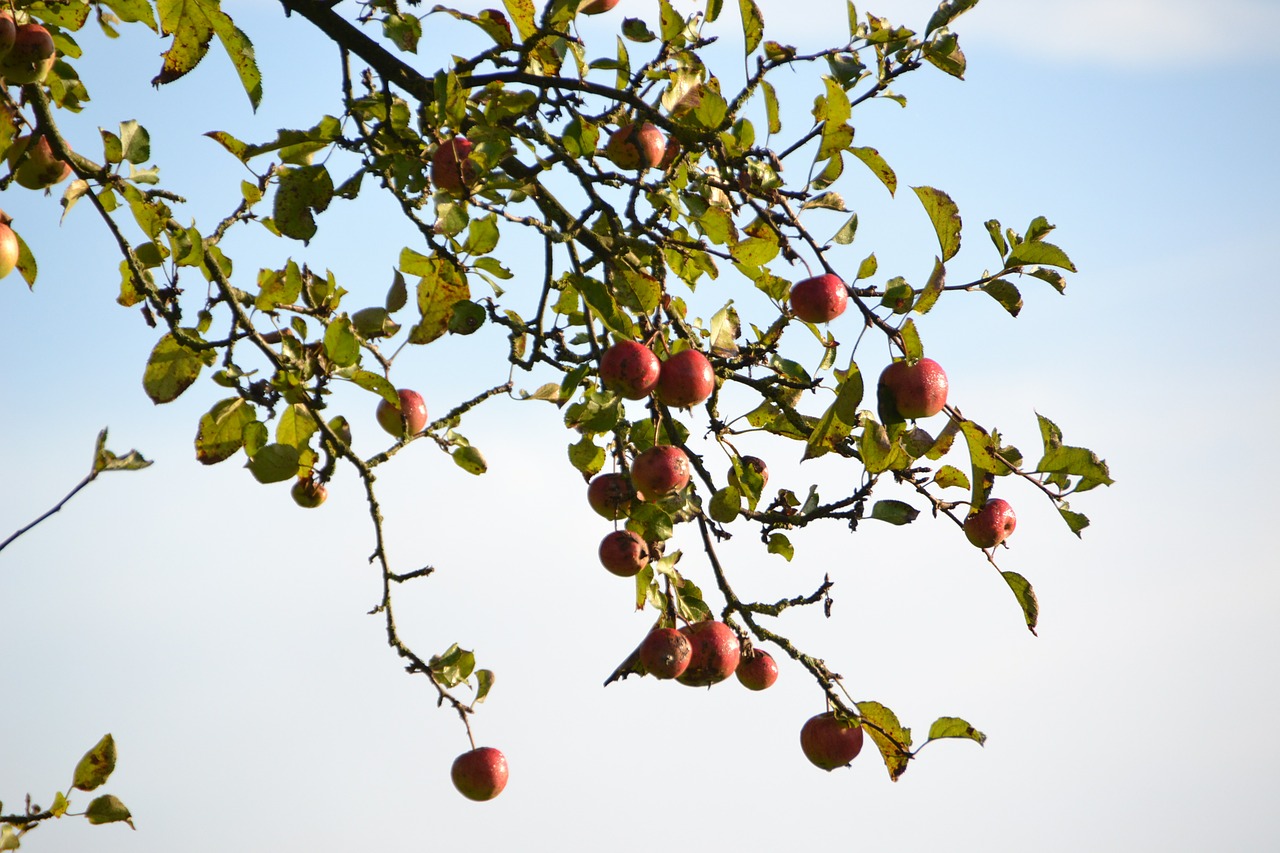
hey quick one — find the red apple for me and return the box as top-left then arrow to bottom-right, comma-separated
450,746 -> 508,801
600,340 -> 660,399
735,649 -> 778,691
659,137 -> 682,171
631,445 -> 690,496
790,273 -> 849,324
587,472 -> 637,520
639,627 -> 692,680
676,621 -> 741,687
376,388 -> 428,438
877,357 -> 948,420
8,135 -> 72,190
0,12 -> 16,57
800,712 -> 864,771
578,0 -> 621,12
605,122 -> 666,171
0,22 -> 55,84
291,477 -> 328,509
598,530 -> 649,577
964,497 -> 1016,548
432,136 -> 476,195
0,222 -> 18,279
655,348 -> 714,408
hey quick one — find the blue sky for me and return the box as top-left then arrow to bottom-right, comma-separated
2,1 -> 1278,850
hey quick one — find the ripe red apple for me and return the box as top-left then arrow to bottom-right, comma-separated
600,340 -> 660,399
605,122 -> 666,171
631,445 -> 690,496
800,712 -> 864,771
639,627 -> 692,680
587,472 -> 637,520
0,12 -> 16,57
0,222 -> 19,279
291,477 -> 328,509
432,136 -> 476,195
964,497 -> 1016,548
598,530 -> 649,577
450,746 -> 508,801
376,388 -> 428,438
8,135 -> 72,190
675,620 -> 741,687
655,348 -> 714,408
658,137 -> 682,171
790,273 -> 849,324
877,357 -> 948,420
578,0 -> 621,12
0,22 -> 55,84
735,649 -> 778,691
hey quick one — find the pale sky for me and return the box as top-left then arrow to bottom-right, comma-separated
2,1 -> 1278,851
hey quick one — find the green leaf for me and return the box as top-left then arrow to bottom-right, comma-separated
463,214 -> 500,257
273,165 -> 333,244
626,503 -> 674,544
275,404 -> 317,450
803,400 -> 853,461
410,255 -> 471,345
914,257 -> 945,314
143,330 -> 212,404
92,428 -> 153,473
900,318 -> 923,363
656,0 -> 683,42
985,219 -> 1008,258
452,446 -> 488,475
767,532 -> 794,561
762,80 -> 781,135
927,716 -> 987,745
932,464 -> 969,490
912,186 -> 961,261
73,734 -> 117,792
383,12 -> 422,52
84,794 -> 134,828
104,0 -> 159,30
849,146 -> 896,196
153,0 -> 217,88
1028,267 -> 1068,294
323,314 -> 360,367
1035,413 -> 1114,487
246,443 -> 301,484
210,9 -> 262,109
117,120 -> 150,165
869,500 -> 918,525
708,302 -> 741,356
860,417 -> 911,474
1007,240 -> 1077,272
1057,503 -> 1090,537
856,253 -> 877,280
429,644 -> 476,687
832,213 -> 858,245
195,398 -> 255,465
926,0 -> 978,35
738,0 -> 765,55
350,370 -> 400,405
708,486 -> 741,523
1002,570 -> 1039,634
982,279 -> 1023,317
923,32 -> 966,79
857,700 -> 912,781
567,436 -> 604,477
473,669 -> 495,704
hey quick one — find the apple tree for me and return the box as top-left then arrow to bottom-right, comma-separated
0,0 -> 1113,838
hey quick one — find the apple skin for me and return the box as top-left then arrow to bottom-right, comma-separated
605,122 -> 666,171
598,529 -> 650,577
877,357 -> 948,420
578,0 -> 621,12
587,472 -> 638,520
600,340 -> 660,400
0,13 -> 16,57
8,135 -> 72,190
432,136 -> 476,195
639,627 -> 692,679
790,273 -> 849,324
0,23 -> 55,84
675,620 -> 741,687
735,649 -> 778,691
450,747 -> 509,801
291,478 -> 328,508
0,222 -> 19,279
800,712 -> 864,771
964,498 -> 1016,548
375,388 -> 428,438
655,348 -> 715,408
631,445 -> 691,497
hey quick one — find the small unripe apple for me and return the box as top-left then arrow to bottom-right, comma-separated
676,620 -> 741,687
578,0 -> 621,12
600,340 -> 660,399
598,529 -> 650,577
790,273 -> 849,324
0,222 -> 19,279
291,477 -> 328,509
450,746 -> 508,801
0,22 -> 55,84
375,388 -> 428,438
0,12 -> 16,57
631,445 -> 690,497
964,498 -> 1016,548
735,649 -> 778,691
877,357 -> 948,420
7,135 -> 72,190
639,627 -> 692,679
432,136 -> 476,195
587,472 -> 637,520
800,712 -> 864,771
605,122 -> 666,171
655,348 -> 714,408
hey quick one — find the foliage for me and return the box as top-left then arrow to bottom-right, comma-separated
0,0 -> 1112,836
